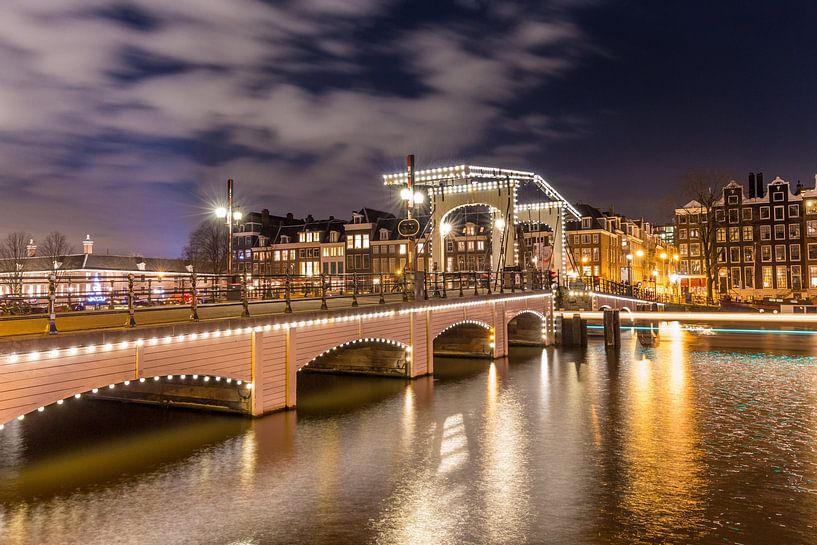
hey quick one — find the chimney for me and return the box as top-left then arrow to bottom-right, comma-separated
797,180 -> 804,194
306,214 -> 314,223
286,212 -> 294,222
26,239 -> 36,257
261,208 -> 270,224
83,234 -> 94,255
757,172 -> 765,198
748,172 -> 756,198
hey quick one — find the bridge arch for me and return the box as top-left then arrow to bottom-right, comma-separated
300,337 -> 411,376
506,309 -> 546,346
0,373 -> 255,429
432,319 -> 495,359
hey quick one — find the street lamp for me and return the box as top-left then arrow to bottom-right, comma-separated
626,253 -> 634,292
495,217 -> 506,231
215,178 -> 242,276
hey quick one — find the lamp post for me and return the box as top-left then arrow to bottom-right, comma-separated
215,179 -> 243,276
626,253 -> 633,294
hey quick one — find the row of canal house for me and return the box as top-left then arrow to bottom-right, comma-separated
675,173 -> 817,301
234,207 -> 554,279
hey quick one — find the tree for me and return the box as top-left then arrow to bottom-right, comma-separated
40,231 -> 75,281
0,231 -> 31,297
183,220 -> 228,274
678,169 -> 733,305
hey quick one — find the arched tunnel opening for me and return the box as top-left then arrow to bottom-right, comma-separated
433,322 -> 494,359
507,312 -> 546,346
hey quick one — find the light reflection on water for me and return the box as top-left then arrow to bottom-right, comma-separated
2,335 -> 817,544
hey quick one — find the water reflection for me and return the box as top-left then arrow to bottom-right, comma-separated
3,336 -> 817,544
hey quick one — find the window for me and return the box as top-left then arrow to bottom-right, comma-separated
362,255 -> 369,269
679,243 -> 688,256
298,249 -> 306,258
691,213 -> 700,224
742,226 -> 753,241
457,241 -> 465,252
477,241 -> 485,251
789,204 -> 800,218
775,245 -> 786,262
810,265 -> 817,287
690,260 -> 702,274
717,247 -> 726,263
592,247 -> 600,261
592,234 -> 599,243
729,247 -> 741,263
716,228 -> 726,242
399,244 -> 407,255
743,246 -> 754,263
690,243 -> 701,257
761,245 -> 772,262
807,200 -> 817,215
729,209 -> 739,223
760,206 -> 770,219
809,243 -> 817,261
772,191 -> 785,202
446,240 -> 454,253
679,228 -> 688,240
347,255 -> 354,270
762,266 -> 773,288
789,224 -> 801,239
808,220 -> 817,237
574,235 -> 580,245
776,266 -> 788,288
347,237 -> 354,249
791,244 -> 801,261
379,228 -> 390,241
679,259 -> 689,274
742,208 -> 752,221
775,224 -> 786,240
731,267 -> 741,288
744,266 -> 754,288
715,210 -> 724,222
582,218 -> 591,228
729,227 -> 740,241
774,206 -> 785,221
581,234 -> 591,244
362,234 -> 369,249
760,225 -> 771,240
373,245 -> 380,255
273,250 -> 281,261
689,228 -> 700,239
728,195 -> 739,205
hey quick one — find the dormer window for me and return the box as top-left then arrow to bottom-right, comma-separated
280,235 -> 290,244
329,231 -> 339,242
379,228 -> 390,241
352,213 -> 364,224
582,217 -> 591,229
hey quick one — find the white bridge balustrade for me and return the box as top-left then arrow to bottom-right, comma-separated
0,293 -> 567,428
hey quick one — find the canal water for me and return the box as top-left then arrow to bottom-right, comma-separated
2,327 -> 817,545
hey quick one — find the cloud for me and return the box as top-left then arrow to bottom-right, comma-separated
0,0 -> 598,256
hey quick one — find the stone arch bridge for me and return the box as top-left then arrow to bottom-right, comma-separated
0,293 -> 562,428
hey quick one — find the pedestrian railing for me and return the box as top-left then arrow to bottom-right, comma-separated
0,270 -> 551,334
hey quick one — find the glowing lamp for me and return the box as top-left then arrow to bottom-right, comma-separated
214,207 -> 228,219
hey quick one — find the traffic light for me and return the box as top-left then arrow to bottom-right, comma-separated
547,270 -> 558,290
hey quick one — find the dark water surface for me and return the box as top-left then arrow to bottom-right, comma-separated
2,329 -> 817,545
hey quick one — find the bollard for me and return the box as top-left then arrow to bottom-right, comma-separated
603,309 -> 621,349
190,273 -> 200,321
47,273 -> 58,334
241,272 -> 250,317
284,275 -> 293,313
351,273 -> 359,307
127,274 -> 136,327
321,274 -> 329,310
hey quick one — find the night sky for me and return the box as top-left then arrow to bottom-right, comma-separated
1,0 -> 815,256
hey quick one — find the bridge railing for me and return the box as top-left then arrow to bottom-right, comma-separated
565,277 -> 674,304
0,270 -> 551,333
